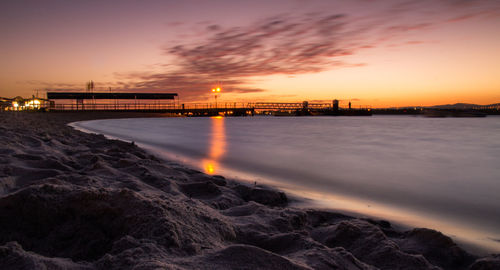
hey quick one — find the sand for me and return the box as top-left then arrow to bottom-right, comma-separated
0,111 -> 499,270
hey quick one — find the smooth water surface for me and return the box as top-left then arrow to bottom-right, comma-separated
73,116 -> 500,253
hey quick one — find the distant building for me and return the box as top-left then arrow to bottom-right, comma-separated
46,91 -> 178,111
332,99 -> 339,111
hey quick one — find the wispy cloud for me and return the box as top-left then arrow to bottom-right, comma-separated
168,14 -> 356,77
123,13 -> 371,100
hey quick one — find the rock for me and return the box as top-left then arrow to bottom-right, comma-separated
179,181 -> 222,199
469,255 -> 500,270
0,183 -> 235,261
312,220 -> 440,270
397,228 -> 475,270
233,184 -> 288,207
192,244 -> 311,270
306,209 -> 354,227
294,246 -> 378,270
0,241 -> 92,270
252,232 -> 317,254
190,173 -> 227,186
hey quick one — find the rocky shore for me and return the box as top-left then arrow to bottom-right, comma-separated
0,112 -> 499,270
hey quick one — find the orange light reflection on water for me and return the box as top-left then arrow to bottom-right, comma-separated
202,116 -> 226,174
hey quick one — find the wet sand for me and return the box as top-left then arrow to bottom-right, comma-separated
0,111 -> 499,270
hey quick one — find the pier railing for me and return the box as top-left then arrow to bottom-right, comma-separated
49,102 -> 252,111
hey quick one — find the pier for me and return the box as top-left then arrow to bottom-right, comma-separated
41,92 -> 371,116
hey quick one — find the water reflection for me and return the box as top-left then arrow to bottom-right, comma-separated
202,116 -> 226,174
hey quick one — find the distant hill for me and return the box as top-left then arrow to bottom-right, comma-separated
385,103 -> 499,110
429,103 -> 500,109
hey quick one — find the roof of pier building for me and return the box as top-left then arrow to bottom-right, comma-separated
47,92 -> 177,100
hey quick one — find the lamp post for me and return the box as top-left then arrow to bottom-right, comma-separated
211,87 -> 221,109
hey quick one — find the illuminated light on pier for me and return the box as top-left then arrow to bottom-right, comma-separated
6,98 -> 42,111
25,99 -> 41,109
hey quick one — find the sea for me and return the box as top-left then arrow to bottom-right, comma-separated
72,115 -> 500,254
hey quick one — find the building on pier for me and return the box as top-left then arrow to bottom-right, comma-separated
46,92 -> 178,111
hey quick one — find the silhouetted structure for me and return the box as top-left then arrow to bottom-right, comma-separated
47,92 -> 178,111
332,100 -> 339,111
47,92 -> 177,100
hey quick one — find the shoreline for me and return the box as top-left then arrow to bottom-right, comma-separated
1,111 -> 499,270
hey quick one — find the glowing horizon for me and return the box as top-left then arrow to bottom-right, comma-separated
1,0 -> 499,108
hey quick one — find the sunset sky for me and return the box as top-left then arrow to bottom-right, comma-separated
1,0 -> 499,107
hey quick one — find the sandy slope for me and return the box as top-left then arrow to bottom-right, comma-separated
0,112 -> 499,270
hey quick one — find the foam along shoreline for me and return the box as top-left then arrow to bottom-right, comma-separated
1,112 -> 499,270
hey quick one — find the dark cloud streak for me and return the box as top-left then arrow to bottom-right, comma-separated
168,14 -> 355,77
